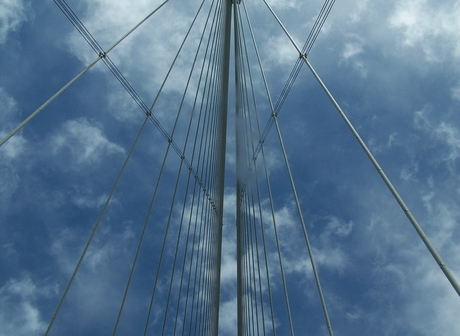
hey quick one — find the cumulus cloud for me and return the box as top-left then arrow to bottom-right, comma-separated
414,105 -> 460,167
451,84 -> 460,101
342,40 -> 363,60
269,0 -> 301,10
349,0 -> 369,23
217,296 -> 237,336
73,192 -> 108,209
0,276 -> 50,336
3,0 -> 460,335
261,33 -> 299,72
0,88 -> 27,158
0,88 -> 26,211
65,0 -> 204,95
389,0 -> 460,62
49,117 -> 125,168
339,34 -> 368,77
0,0 -> 28,44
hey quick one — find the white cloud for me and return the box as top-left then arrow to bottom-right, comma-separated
0,88 -> 26,211
107,87 -> 140,123
0,87 -> 27,159
321,216 -> 353,238
51,219 -> 137,274
414,105 -> 460,168
0,0 -> 28,44
389,0 -> 460,62
451,83 -> 460,101
49,117 -> 125,168
400,161 -> 419,182
218,189 -> 237,335
217,296 -> 237,336
349,0 -> 369,23
340,34 -> 368,77
268,0 -> 301,10
73,193 -> 108,209
3,0 -> 460,335
0,276 -> 50,336
0,162 -> 20,212
65,0 -> 204,96
261,33 -> 299,72
404,252 -> 460,335
434,122 -> 460,162
342,39 -> 364,60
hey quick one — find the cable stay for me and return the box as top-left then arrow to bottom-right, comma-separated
42,0 -> 232,335
0,0 -> 170,148
263,0 -> 460,298
5,1 -> 459,336
237,0 -> 337,196
234,1 -> 335,335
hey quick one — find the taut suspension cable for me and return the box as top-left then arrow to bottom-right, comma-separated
0,0 -> 169,148
263,0 -> 460,298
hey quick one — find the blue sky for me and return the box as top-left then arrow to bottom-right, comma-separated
1,0 -> 460,335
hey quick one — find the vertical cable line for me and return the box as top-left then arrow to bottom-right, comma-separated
242,7 -> 265,335
243,203 -> 250,336
240,4 -> 282,332
183,1 -> 230,330
253,170 -> 276,336
204,41 -> 224,332
237,5 -> 264,334
199,206 -> 212,335
180,13 -> 224,332
207,105 -> 221,335
237,18 -> 259,335
214,0 -> 232,256
244,191 -> 259,336
193,194 -> 212,335
197,63 -> 223,335
192,41 -> 217,336
236,2 -> 296,335
210,0 -> 232,333
233,2 -> 246,334
250,169 -> 272,335
190,41 -> 220,336
187,190 -> 208,335
237,8 -> 268,332
247,195 -> 260,336
253,110 -> 294,336
208,42 -> 226,330
182,49 -> 221,335
265,0 -> 460,299
239,13 -> 268,335
113,6 -> 219,320
139,1 -> 215,334
172,2 -> 224,333
183,46 -> 220,335
242,2 -> 336,335
182,182 -> 205,336
158,1 -> 219,334
240,3 -> 277,333
257,98 -> 295,336
0,0 -> 170,147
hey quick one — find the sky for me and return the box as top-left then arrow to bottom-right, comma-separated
1,0 -> 460,335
